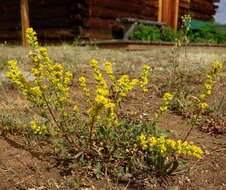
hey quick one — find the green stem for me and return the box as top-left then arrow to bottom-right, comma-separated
89,116 -> 95,151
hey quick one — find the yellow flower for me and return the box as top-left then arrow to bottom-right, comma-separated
73,105 -> 79,113
30,120 -> 48,135
199,94 -> 206,101
78,76 -> 86,84
78,76 -> 90,96
39,47 -> 47,54
199,102 -> 208,109
104,61 -> 113,74
96,88 -> 109,96
143,65 -> 151,70
89,59 -> 99,67
160,105 -> 168,112
26,28 -> 39,48
139,134 -> 146,141
138,135 -> 203,159
30,86 -> 42,96
163,93 -> 173,101
204,83 -> 212,90
115,75 -> 138,97
131,79 -> 139,86
148,137 -> 157,147
212,61 -> 223,70
140,65 -> 151,92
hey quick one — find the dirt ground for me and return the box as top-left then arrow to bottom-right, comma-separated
0,45 -> 225,190
0,116 -> 225,190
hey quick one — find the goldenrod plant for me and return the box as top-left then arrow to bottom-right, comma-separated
6,28 -> 204,178
7,28 -> 75,141
182,61 -> 224,141
198,61 -> 223,111
135,135 -> 203,176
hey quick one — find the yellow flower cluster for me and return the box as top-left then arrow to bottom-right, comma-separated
6,60 -> 44,105
38,48 -> 73,105
78,76 -> 90,96
29,29 -> 72,106
30,86 -> 42,96
30,120 -> 48,135
199,61 -> 223,110
6,60 -> 30,91
28,29 -> 73,107
26,28 -> 39,49
159,93 -> 173,112
7,28 -> 74,133
138,135 -> 203,159
104,61 -> 115,80
87,60 -> 117,126
90,59 -> 108,89
140,65 -> 151,93
115,75 -> 139,97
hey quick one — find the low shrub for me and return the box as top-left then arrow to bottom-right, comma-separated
131,24 -> 161,41
161,27 -> 178,42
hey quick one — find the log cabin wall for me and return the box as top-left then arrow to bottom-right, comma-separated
0,0 -> 158,43
29,0 -> 76,42
80,0 -> 159,39
190,0 -> 219,21
0,0 -> 78,43
0,0 -> 21,43
0,0 -> 220,43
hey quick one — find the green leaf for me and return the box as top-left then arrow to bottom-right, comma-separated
94,162 -> 102,179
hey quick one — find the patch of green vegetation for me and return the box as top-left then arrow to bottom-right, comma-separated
131,20 -> 226,45
131,24 -> 161,41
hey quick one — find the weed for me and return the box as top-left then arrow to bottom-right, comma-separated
5,28 -> 205,182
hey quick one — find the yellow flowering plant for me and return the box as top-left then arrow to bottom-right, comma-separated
135,134 -> 203,176
6,28 -> 206,180
77,59 -> 152,150
167,60 -> 223,139
198,61 -> 223,112
7,28 -> 76,140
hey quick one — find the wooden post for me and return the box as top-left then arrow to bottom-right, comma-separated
172,0 -> 179,30
158,0 -> 162,22
159,0 -> 179,30
20,0 -> 30,47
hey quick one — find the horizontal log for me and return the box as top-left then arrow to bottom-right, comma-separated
80,5 -> 157,20
0,28 -> 77,40
29,6 -> 70,20
82,17 -> 116,31
80,28 -> 113,39
179,1 -> 190,9
190,11 -> 213,21
85,0 -> 149,14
